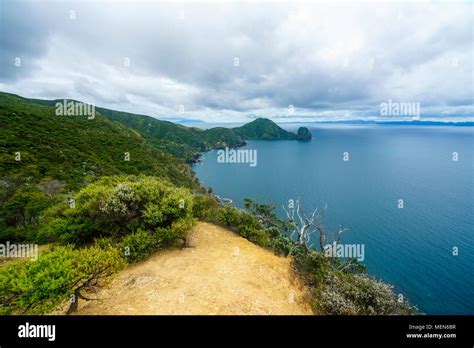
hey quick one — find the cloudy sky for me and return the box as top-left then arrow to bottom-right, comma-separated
0,0 -> 472,123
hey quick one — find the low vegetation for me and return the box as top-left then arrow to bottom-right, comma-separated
0,245 -> 124,314
0,176 -> 196,314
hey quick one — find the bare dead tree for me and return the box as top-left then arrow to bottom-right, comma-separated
283,198 -> 352,265
283,197 -> 328,252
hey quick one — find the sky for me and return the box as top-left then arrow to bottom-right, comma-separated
0,0 -> 473,123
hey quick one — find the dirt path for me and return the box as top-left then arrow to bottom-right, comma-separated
76,222 -> 313,315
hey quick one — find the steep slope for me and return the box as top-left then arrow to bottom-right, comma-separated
76,222 -> 313,315
0,92 -> 198,190
296,126 -> 312,141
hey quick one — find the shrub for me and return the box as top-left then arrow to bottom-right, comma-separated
192,194 -> 219,220
238,224 -> 270,247
215,205 -> 240,227
267,228 -> 293,256
35,217 -> 69,244
2,188 -> 50,229
93,237 -> 114,250
0,225 -> 21,243
118,217 -> 196,263
40,215 -> 101,245
313,272 -> 417,315
119,229 -> 158,263
234,212 -> 268,245
170,217 -> 196,242
292,249 -> 331,286
212,206 -> 270,246
153,216 -> 196,246
38,175 -> 195,245
0,245 -> 124,314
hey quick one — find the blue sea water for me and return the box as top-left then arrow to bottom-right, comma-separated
194,125 -> 474,314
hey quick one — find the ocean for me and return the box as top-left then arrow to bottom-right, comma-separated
193,125 -> 474,314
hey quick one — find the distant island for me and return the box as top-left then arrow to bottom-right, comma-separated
280,119 -> 474,126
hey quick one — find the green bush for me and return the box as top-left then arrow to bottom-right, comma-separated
120,229 -> 158,263
192,194 -> 219,220
0,245 -> 124,314
38,175 -> 194,245
93,237 -> 114,250
170,217 -> 196,242
237,224 -> 270,247
314,272 -> 418,315
268,230 -> 294,256
212,205 -> 271,247
2,188 -> 50,229
215,205 -> 241,227
37,214 -> 101,245
292,249 -> 332,286
0,225 -> 21,243
153,216 -> 196,246
236,212 -> 270,246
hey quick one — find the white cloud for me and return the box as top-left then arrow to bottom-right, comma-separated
0,0 -> 472,122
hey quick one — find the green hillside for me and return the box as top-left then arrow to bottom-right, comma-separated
95,109 -> 309,161
202,127 -> 246,149
96,107 -> 247,161
234,118 -> 296,140
0,92 -> 197,190
20,98 -> 246,162
95,106 -> 208,161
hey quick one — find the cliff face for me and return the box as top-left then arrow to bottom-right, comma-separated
296,127 -> 312,141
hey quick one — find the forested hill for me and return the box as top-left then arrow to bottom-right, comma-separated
234,118 -> 309,141
1,92 -> 311,163
96,110 -> 311,160
0,93 -> 312,187
0,92 -> 199,190
96,111 -> 312,160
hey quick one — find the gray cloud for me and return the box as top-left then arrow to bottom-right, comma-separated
0,0 -> 472,122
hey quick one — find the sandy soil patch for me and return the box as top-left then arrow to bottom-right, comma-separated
76,222 -> 313,315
